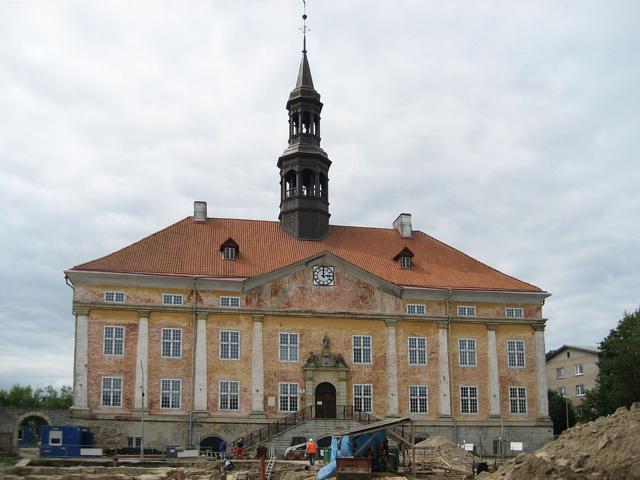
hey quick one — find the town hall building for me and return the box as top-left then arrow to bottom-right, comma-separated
65,28 -> 553,454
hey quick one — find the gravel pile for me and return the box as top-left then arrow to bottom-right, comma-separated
479,402 -> 640,480
412,435 -> 475,473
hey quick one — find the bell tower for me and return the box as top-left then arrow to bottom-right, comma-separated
278,9 -> 331,240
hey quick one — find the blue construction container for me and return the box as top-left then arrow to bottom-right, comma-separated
40,426 -> 94,457
18,426 -> 36,446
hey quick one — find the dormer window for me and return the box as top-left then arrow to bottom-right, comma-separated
220,238 -> 239,260
393,247 -> 415,269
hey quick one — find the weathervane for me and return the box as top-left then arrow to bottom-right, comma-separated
300,0 -> 310,53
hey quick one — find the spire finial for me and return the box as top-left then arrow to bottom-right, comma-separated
300,0 -> 310,54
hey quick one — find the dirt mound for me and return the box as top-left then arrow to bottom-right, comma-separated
479,402 -> 640,480
412,435 -> 475,473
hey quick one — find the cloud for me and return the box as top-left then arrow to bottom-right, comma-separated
0,0 -> 639,387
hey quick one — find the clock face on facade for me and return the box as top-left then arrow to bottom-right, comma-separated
312,266 -> 335,286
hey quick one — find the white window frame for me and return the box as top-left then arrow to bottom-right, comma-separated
505,307 -> 524,318
101,376 -> 123,407
161,328 -> 182,358
219,380 -> 240,410
127,436 -> 142,448
576,384 -> 585,396
352,335 -> 372,364
399,256 -> 411,269
104,291 -> 125,303
556,367 -> 565,379
457,305 -> 476,317
279,332 -> 299,362
223,247 -> 237,260
160,378 -> 182,409
509,386 -> 528,414
279,382 -> 299,412
558,386 -> 566,397
406,304 -> 426,315
507,339 -> 525,368
220,296 -> 241,308
409,385 -> 428,414
103,325 -> 125,356
162,293 -> 184,305
220,330 -> 240,360
458,338 -> 477,367
460,385 -> 479,414
575,364 -> 584,376
408,336 -> 427,366
49,430 -> 63,445
353,384 -> 373,413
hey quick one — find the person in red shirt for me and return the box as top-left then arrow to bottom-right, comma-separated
306,438 -> 318,465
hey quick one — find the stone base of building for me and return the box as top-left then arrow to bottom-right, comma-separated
73,413 -> 553,456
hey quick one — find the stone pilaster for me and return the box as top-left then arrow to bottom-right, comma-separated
385,319 -> 399,417
437,321 -> 452,417
486,323 -> 501,417
251,315 -> 265,415
72,307 -> 90,410
193,312 -> 208,411
134,310 -> 150,409
534,324 -> 550,418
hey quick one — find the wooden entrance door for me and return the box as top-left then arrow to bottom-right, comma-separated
314,382 -> 337,419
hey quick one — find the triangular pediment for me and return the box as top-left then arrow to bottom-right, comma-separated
242,251 -> 404,314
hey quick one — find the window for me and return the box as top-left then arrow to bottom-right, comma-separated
399,256 -> 411,269
408,336 -> 427,365
576,384 -> 585,396
409,385 -> 428,414
352,335 -> 372,364
219,380 -> 240,410
353,384 -> 372,413
127,436 -> 142,448
220,330 -> 240,360
457,305 -> 476,317
505,307 -> 524,318
49,430 -> 63,445
223,247 -> 237,259
558,386 -> 566,397
161,328 -> 182,358
460,386 -> 478,414
575,364 -> 584,376
220,296 -> 240,308
101,376 -> 123,407
279,333 -> 299,362
18,430 -> 23,441
509,386 -> 527,414
160,379 -> 181,409
104,291 -> 125,303
567,351 -> 571,358
556,367 -> 565,379
458,339 -> 477,367
103,326 -> 124,356
406,304 -> 426,315
507,340 -> 525,367
279,383 -> 299,412
162,294 -> 183,305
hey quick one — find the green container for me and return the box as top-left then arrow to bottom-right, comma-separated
324,448 -> 332,463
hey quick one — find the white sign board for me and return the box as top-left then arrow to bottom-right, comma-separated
80,448 -> 103,456
464,444 -> 474,451
267,396 -> 276,407
317,401 -> 323,405
178,449 -> 199,458
510,442 -> 523,451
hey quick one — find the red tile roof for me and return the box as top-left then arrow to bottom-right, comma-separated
71,217 -> 543,292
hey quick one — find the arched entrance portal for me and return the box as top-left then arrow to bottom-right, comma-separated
14,412 -> 52,449
315,382 -> 336,419
199,435 -> 225,453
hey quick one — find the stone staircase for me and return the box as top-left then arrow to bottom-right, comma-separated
267,418 -> 362,454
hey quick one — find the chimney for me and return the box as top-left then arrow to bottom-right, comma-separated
194,201 -> 207,222
393,213 -> 412,238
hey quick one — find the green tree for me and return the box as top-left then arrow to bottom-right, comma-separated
579,307 -> 640,421
548,389 -> 576,435
0,384 -> 73,409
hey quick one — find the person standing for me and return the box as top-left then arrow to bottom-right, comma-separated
218,439 -> 227,460
306,438 -> 318,466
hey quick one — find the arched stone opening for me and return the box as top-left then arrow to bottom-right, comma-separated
14,412 -> 52,450
199,434 -> 225,453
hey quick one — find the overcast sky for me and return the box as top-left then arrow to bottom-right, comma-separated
1,1 -> 638,389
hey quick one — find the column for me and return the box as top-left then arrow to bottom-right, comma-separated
134,310 -> 149,409
385,319 -> 399,417
487,324 -> 501,417
438,321 -> 452,416
72,307 -> 89,410
193,312 -> 208,411
534,324 -> 550,418
251,315 -> 265,415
